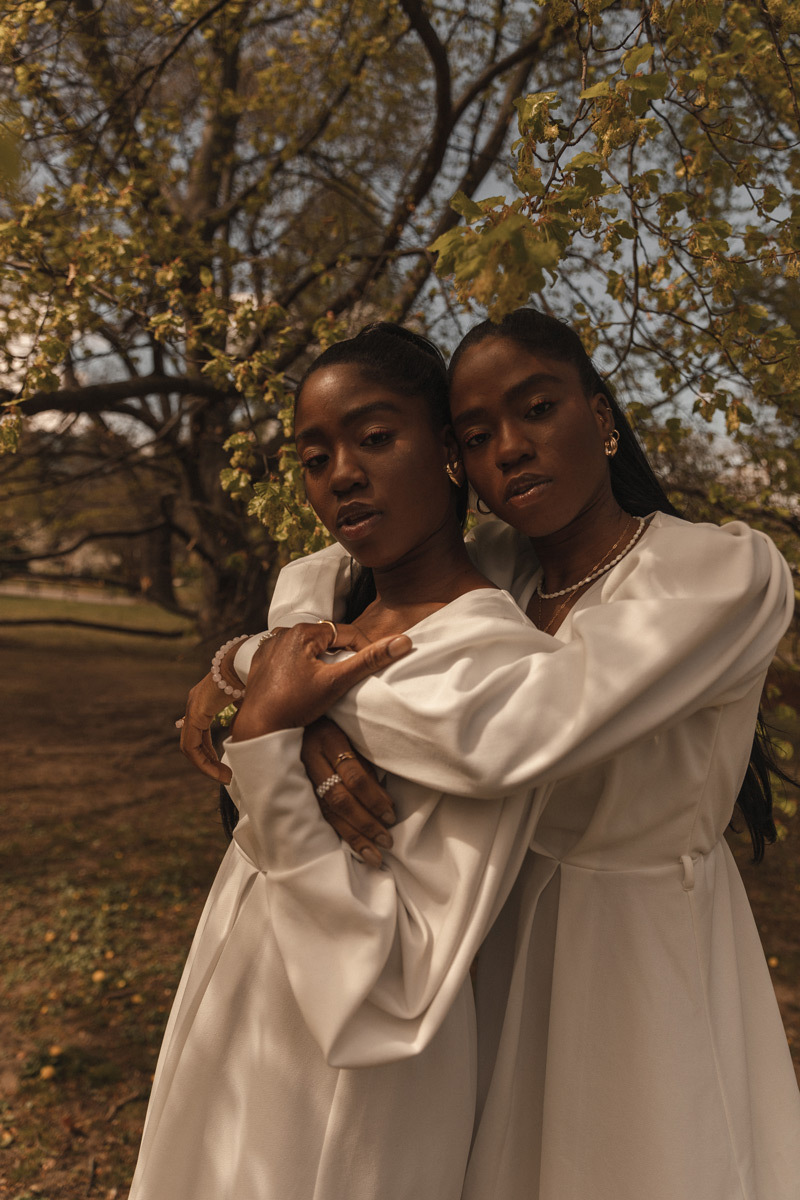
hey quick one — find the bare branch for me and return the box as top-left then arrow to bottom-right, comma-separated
13,375 -> 230,417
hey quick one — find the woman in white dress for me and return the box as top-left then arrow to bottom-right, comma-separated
131,324 -> 564,1200
185,309 -> 800,1200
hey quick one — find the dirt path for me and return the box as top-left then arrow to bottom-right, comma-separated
0,626 -> 797,1199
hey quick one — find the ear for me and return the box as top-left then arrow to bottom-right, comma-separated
589,392 -> 614,438
441,425 -> 465,485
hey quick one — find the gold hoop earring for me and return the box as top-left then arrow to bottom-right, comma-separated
476,497 -> 491,515
604,429 -> 620,458
445,462 -> 460,485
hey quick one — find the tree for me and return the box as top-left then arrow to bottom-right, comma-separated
433,0 -> 800,560
0,0 -> 571,629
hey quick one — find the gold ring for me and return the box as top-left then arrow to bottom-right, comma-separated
317,619 -> 337,645
258,629 -> 281,647
334,752 -> 355,767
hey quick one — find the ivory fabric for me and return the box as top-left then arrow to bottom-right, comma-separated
263,512 -> 800,1199
130,514 -> 800,1200
129,587 -> 546,1200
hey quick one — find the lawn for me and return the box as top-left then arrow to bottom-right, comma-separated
0,609 -> 798,1199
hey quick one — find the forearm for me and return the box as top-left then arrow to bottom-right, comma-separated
225,728 -> 537,1067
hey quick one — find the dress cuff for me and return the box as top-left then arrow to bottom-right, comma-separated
224,727 -> 340,871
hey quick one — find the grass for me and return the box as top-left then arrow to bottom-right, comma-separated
0,593 -> 193,636
0,611 -> 797,1198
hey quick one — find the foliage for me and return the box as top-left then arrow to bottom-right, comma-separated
433,0 -> 800,454
3,1 -> 800,613
0,0 -> 565,626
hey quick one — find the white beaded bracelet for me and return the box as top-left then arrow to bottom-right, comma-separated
211,634 -> 250,700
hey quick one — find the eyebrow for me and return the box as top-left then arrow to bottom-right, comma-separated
295,399 -> 404,444
452,371 -> 564,427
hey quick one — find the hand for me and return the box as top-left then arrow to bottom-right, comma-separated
302,718 -> 396,868
231,622 -> 412,742
179,670 -> 235,785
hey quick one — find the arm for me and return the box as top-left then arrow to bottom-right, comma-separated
177,542 -> 353,783
330,521 -> 794,796
223,616 -> 544,1067
225,726 -> 540,1067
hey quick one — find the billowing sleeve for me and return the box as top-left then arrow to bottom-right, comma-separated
233,542 -> 352,683
223,724 -> 539,1068
231,521 -> 531,682
331,520 -> 795,797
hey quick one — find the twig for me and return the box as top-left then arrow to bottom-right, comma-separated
106,1088 -> 149,1120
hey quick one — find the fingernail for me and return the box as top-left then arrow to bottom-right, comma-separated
375,833 -> 393,849
361,847 -> 382,868
387,635 -> 412,658
381,810 -> 396,826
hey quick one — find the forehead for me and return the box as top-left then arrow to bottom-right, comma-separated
449,339 -> 583,414
295,364 -> 402,434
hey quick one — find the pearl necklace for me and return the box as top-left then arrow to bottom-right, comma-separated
536,515 -> 647,600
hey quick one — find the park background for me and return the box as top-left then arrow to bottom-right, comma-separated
1,1 -> 800,1196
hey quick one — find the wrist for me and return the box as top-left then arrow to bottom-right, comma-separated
230,701 -> 292,742
211,635 -> 249,700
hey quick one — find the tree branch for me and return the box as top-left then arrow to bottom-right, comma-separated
13,375 -> 230,417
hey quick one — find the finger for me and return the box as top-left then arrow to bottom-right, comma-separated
324,634 -> 413,697
336,754 -> 395,826
325,622 -> 373,652
301,718 -> 394,825
319,803 -> 385,869
319,779 -> 393,849
181,720 -> 232,784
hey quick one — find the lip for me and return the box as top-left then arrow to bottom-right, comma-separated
503,474 -> 552,506
336,502 -> 382,541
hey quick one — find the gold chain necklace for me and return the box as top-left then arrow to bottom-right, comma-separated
536,515 -> 647,634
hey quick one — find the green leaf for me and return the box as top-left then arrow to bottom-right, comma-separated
449,190 -> 484,224
622,45 -> 654,75
628,72 -> 668,100
580,79 -> 612,101
567,151 -> 604,170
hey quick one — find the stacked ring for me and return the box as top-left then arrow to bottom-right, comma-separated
315,773 -> 342,800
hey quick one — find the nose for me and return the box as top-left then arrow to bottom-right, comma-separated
494,417 -> 533,472
329,445 -> 368,495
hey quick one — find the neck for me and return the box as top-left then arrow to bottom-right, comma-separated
532,491 -> 630,594
369,515 -> 480,614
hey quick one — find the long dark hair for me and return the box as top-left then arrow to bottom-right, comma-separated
220,322 -> 463,838
449,307 -> 788,862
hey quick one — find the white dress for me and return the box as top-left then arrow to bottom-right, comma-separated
227,512 -> 800,1200
128,587 -> 549,1200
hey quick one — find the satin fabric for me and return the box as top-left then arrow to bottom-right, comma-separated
131,514 -> 800,1199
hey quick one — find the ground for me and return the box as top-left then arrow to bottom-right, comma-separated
0,600 -> 798,1199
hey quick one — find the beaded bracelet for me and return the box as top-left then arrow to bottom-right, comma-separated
211,635 -> 250,701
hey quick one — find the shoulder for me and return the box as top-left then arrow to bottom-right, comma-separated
466,517 -> 538,593
268,542 -> 352,626
606,512 -> 792,606
389,589 -> 544,682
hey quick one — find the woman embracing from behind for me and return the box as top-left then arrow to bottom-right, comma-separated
186,308 -> 800,1200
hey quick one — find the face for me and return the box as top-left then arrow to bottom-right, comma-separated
295,363 -> 459,569
449,338 -> 615,540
